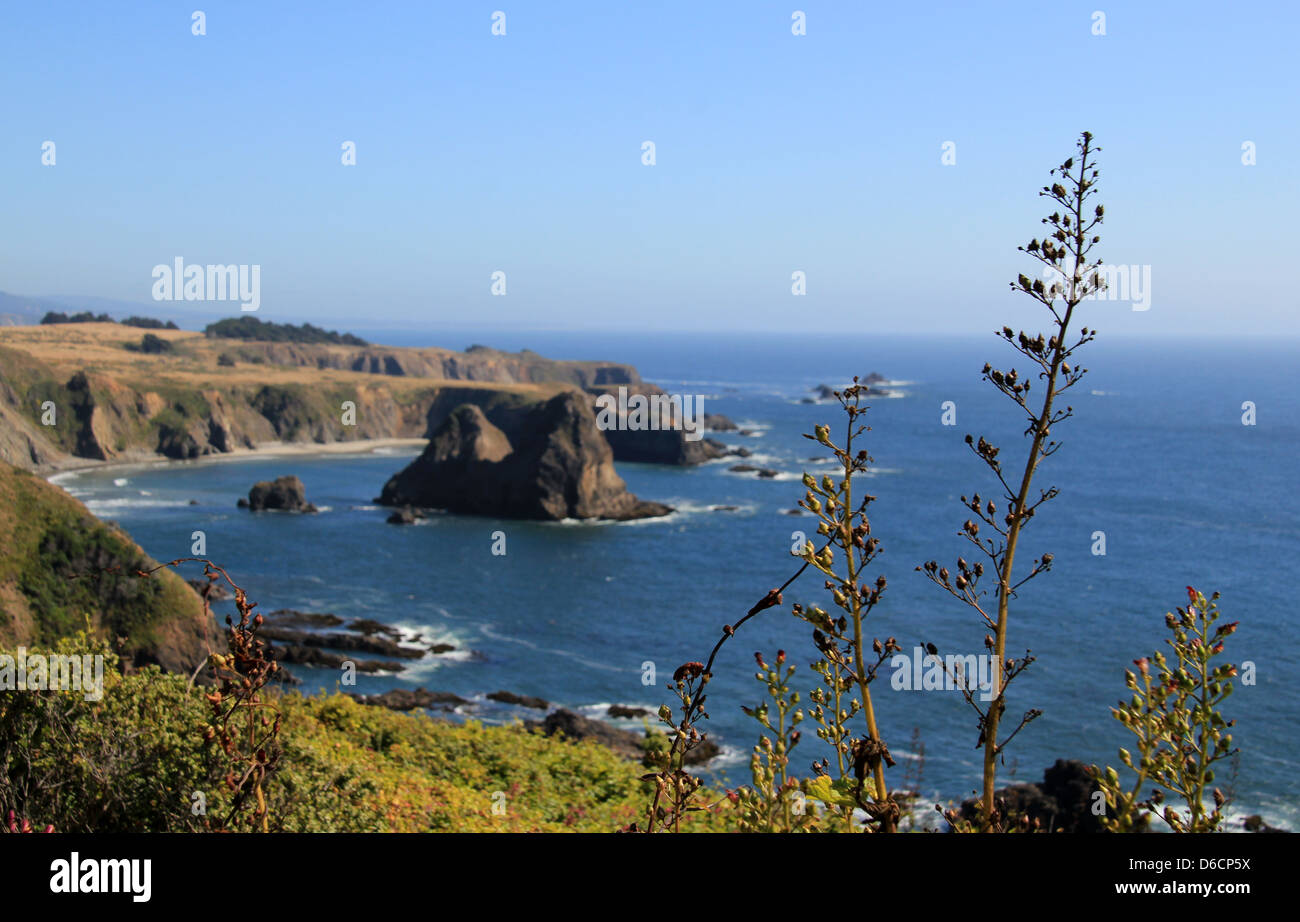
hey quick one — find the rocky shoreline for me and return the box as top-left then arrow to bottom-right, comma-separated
250,605 -> 719,766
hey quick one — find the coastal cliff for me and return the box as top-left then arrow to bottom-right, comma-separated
0,325 -> 721,475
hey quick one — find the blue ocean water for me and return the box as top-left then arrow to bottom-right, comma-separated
53,332 -> 1299,828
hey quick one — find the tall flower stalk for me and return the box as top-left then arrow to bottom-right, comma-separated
921,132 -> 1103,829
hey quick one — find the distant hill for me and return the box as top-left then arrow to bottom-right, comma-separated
0,290 -> 225,329
0,291 -> 69,326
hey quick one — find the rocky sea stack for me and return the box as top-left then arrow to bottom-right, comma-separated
379,392 -> 671,521
238,475 -> 318,513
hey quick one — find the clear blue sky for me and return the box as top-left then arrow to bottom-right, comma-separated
1,1 -> 1296,335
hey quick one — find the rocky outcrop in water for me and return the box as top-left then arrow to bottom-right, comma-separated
488,690 -> 550,710
530,708 -> 719,766
378,394 -> 672,521
957,759 -> 1102,832
238,475 -> 318,513
349,688 -> 468,711
601,429 -> 729,465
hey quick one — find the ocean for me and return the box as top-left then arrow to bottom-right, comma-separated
51,331 -> 1299,828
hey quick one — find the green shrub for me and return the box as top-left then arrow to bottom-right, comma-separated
0,634 -> 736,832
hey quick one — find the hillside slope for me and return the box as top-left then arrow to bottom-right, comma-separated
0,460 -> 211,673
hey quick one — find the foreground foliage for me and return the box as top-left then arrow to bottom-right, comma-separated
0,635 -> 734,832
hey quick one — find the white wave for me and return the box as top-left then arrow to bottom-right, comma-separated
387,619 -> 468,650
614,511 -> 682,527
113,478 -> 129,487
84,497 -> 193,512
478,624 -> 626,673
801,464 -> 902,477
544,517 -> 610,528
702,742 -> 749,771
396,650 -> 473,680
576,702 -> 659,724
651,498 -> 759,518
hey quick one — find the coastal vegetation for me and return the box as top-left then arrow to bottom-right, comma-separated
39,310 -> 179,330
0,634 -> 727,832
203,316 -> 369,346
636,134 -> 1245,834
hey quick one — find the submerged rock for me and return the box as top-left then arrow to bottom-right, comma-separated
379,394 -> 672,521
259,624 -> 426,659
730,464 -> 779,478
265,608 -> 345,628
386,506 -> 423,525
349,688 -> 468,711
488,689 -> 550,710
530,708 -> 719,766
269,645 -> 403,674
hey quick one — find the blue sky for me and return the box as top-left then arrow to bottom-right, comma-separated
1,1 -> 1296,335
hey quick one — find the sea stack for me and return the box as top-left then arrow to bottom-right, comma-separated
239,475 -> 318,513
378,392 -> 671,521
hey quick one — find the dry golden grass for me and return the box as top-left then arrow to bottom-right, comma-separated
0,323 -> 561,399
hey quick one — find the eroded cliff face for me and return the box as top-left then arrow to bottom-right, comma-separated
212,341 -> 648,390
378,396 -> 672,521
0,331 -> 728,480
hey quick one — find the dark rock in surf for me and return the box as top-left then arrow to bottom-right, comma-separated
957,759 -> 1102,832
488,689 -> 550,710
530,708 -> 719,766
349,688 -> 468,711
379,395 -> 671,521
240,475 -> 317,513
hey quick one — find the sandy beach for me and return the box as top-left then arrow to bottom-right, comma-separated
43,437 -> 428,481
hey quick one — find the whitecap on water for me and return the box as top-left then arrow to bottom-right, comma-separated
85,498 -> 192,513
